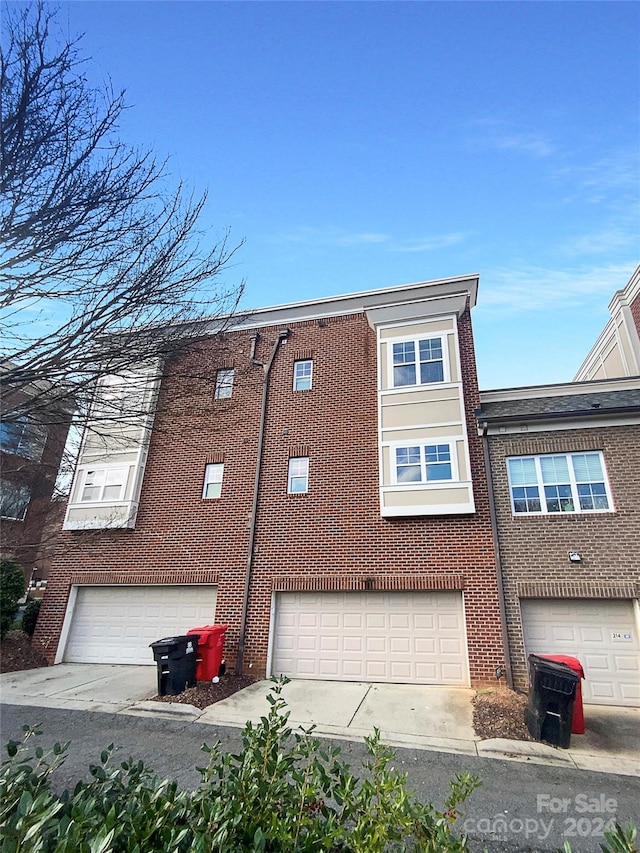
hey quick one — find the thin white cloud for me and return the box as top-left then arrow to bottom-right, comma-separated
469,119 -> 555,158
553,149 -> 640,202
269,227 -> 390,247
561,228 -> 638,257
478,263 -> 637,313
267,227 -> 467,253
393,233 -> 467,253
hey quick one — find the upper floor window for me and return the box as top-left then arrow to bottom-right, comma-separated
392,338 -> 444,387
214,369 -> 234,400
293,360 -> 313,391
202,463 -> 224,499
288,457 -> 309,494
507,452 -> 612,515
0,417 -> 47,462
395,443 -> 453,484
79,467 -> 127,503
0,480 -> 31,520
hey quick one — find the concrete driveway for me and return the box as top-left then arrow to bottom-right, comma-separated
2,665 -> 639,775
0,664 -> 158,713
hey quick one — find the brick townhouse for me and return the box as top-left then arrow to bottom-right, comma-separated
0,371 -> 71,587
477,378 -> 640,707
35,274 -> 507,687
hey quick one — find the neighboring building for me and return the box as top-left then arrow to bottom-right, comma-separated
35,274 -> 508,688
574,264 -> 640,381
477,377 -> 640,707
0,377 -> 71,586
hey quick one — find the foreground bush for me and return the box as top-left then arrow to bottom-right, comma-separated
0,679 -> 479,852
0,559 -> 25,641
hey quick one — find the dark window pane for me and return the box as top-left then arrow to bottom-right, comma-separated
420,361 -> 444,383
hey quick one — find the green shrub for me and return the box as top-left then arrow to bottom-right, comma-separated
559,820 -> 637,853
21,599 -> 42,637
0,679 -> 480,852
0,559 -> 25,642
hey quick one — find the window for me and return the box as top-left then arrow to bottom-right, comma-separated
395,444 -> 453,483
203,463 -> 224,499
0,480 -> 31,520
288,457 -> 309,493
392,338 -> 444,387
79,467 -> 128,503
214,369 -> 234,400
93,375 -> 145,420
0,417 -> 47,462
507,452 -> 611,515
293,360 -> 313,391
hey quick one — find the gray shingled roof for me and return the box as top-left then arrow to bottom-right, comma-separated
477,388 -> 640,421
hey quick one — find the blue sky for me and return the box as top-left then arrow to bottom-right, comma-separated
53,1 -> 640,388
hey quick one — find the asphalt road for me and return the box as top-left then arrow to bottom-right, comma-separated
1,703 -> 638,852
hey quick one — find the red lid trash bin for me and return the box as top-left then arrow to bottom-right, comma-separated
187,624 -> 228,681
538,655 -> 585,734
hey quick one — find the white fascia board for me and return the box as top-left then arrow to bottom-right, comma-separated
608,263 -> 640,311
197,275 -> 479,335
480,375 -> 640,403
482,413 -> 640,435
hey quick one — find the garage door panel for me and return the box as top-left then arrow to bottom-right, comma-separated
521,599 -> 639,707
64,585 -> 216,665
273,591 -> 468,686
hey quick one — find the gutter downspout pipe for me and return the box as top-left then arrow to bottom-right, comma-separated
480,421 -> 514,688
236,327 -> 290,675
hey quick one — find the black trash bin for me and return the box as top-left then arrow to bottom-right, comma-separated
524,654 -> 580,748
150,635 -> 200,696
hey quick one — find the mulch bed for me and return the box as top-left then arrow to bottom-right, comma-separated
472,687 -> 533,741
0,630 -> 49,673
152,674 -> 258,709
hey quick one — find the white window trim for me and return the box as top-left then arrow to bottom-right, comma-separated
75,464 -> 129,505
506,452 -> 614,516
389,440 -> 459,486
293,359 -> 313,391
214,368 -> 234,400
386,331 -> 452,389
287,457 -> 309,494
202,463 -> 224,499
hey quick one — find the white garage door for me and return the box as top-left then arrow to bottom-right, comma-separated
521,599 -> 640,707
272,591 -> 468,685
63,585 -> 217,665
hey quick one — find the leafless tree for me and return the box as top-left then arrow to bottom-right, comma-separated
0,1 -> 244,431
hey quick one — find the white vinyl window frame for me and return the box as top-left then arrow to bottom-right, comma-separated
391,442 -> 457,485
202,463 -> 224,499
287,457 -> 309,494
387,333 -> 451,389
0,480 -> 31,520
506,452 -> 613,516
214,368 -> 234,400
78,466 -> 128,504
293,359 -> 313,391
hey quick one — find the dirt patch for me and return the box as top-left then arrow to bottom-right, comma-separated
152,674 -> 258,709
472,687 -> 533,741
0,630 -> 49,673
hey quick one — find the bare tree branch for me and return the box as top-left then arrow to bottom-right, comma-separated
1,1 -> 244,430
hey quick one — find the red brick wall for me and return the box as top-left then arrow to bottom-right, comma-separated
36,310 -> 505,685
631,290 -> 640,338
1,412 -> 70,585
488,425 -> 640,691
